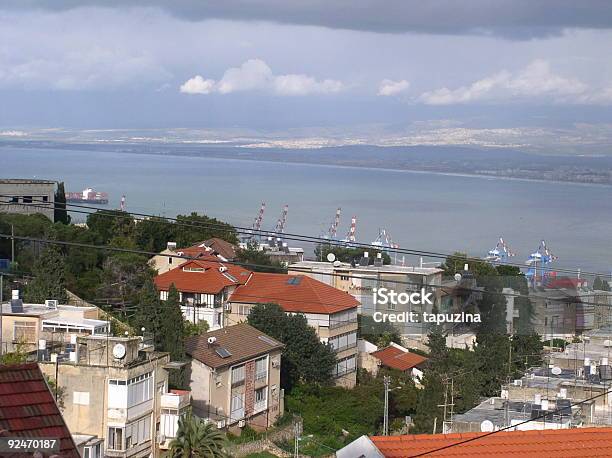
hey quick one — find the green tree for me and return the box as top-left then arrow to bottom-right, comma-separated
235,242 -> 286,273
133,277 -> 162,342
86,210 -> 133,244
53,182 -> 71,225
134,216 -> 177,252
158,284 -> 185,360
24,243 -> 68,303
175,212 -> 238,247
184,320 -> 210,337
358,314 -> 402,347
412,371 -> 445,433
169,412 -> 227,458
247,303 -> 337,390
473,333 -> 511,397
593,276 -> 610,291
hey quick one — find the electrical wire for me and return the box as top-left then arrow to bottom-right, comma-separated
1,195 -> 609,279
1,233 -> 610,311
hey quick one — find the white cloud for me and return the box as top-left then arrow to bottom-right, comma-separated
420,60 -> 588,105
180,59 -> 344,96
180,75 -> 216,94
216,59 -> 273,94
378,79 -> 410,96
273,74 -> 344,95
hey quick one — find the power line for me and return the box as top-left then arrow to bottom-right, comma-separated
407,386 -> 612,457
1,233 -> 610,312
3,232 -> 611,312
2,195 -> 609,279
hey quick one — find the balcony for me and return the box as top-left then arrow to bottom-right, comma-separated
161,390 -> 190,410
329,318 -> 358,330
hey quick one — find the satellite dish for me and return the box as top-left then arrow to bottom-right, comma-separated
551,366 -> 562,376
112,343 -> 126,359
480,420 -> 494,432
326,253 -> 336,262
333,260 -> 342,267
454,273 -> 462,282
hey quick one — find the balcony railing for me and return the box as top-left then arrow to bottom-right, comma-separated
329,318 -> 358,330
333,342 -> 358,353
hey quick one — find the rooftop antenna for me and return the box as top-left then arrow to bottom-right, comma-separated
120,195 -> 126,212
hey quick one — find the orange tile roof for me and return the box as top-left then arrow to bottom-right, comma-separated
370,427 -> 612,457
230,272 -> 360,315
201,238 -> 237,260
154,259 -> 251,294
371,346 -> 428,371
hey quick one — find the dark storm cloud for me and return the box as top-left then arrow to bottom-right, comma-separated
3,0 -> 612,39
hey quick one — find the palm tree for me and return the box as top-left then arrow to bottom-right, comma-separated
169,412 -> 227,458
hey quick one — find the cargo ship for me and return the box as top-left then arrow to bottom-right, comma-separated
66,188 -> 109,204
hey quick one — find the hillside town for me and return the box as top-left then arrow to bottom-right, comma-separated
1,179 -> 612,457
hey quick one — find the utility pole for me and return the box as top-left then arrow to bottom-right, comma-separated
10,224 -> 14,264
294,420 -> 301,458
383,375 -> 390,436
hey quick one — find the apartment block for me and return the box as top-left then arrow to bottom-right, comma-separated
0,178 -> 56,221
185,323 -> 284,430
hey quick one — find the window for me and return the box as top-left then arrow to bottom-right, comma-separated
13,321 -> 36,343
333,355 -> 357,378
125,416 -> 151,448
329,331 -> 357,352
340,275 -> 349,281
230,393 -> 244,421
108,427 -> 124,451
22,196 -> 33,203
168,256 -> 173,264
255,356 -> 268,381
160,290 -> 169,300
10,196 -> 18,203
254,387 -> 267,412
127,372 -> 153,407
232,365 -> 245,386
42,196 -> 48,202
238,304 -> 251,316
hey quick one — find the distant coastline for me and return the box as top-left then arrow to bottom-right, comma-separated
2,140 -> 612,188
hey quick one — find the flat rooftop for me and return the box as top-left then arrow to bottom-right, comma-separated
290,260 -> 443,275
0,179 -> 56,185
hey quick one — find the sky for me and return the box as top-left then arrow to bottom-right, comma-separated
1,1 -> 612,150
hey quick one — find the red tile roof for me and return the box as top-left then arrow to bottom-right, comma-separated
230,272 -> 360,315
0,363 -> 79,458
370,427 -> 612,457
185,323 -> 283,369
371,346 -> 428,372
155,259 -> 251,294
201,238 -> 237,260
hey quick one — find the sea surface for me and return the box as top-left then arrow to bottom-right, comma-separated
2,146 -> 612,275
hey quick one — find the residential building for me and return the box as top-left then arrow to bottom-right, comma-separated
361,342 -> 427,384
1,290 -> 110,354
38,335 -> 175,458
239,241 -> 304,265
228,272 -> 360,387
158,389 -> 191,450
289,259 -> 442,337
150,237 -> 238,275
0,178 -> 56,221
337,427 -> 612,457
450,396 -> 579,433
185,323 -> 284,430
0,362 -> 80,458
154,258 -> 251,329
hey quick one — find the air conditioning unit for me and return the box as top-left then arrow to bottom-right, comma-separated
225,303 -> 232,311
513,379 -> 522,386
208,336 -> 217,345
238,420 -> 246,428
271,359 -> 280,368
216,420 -> 226,429
45,299 -> 58,309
